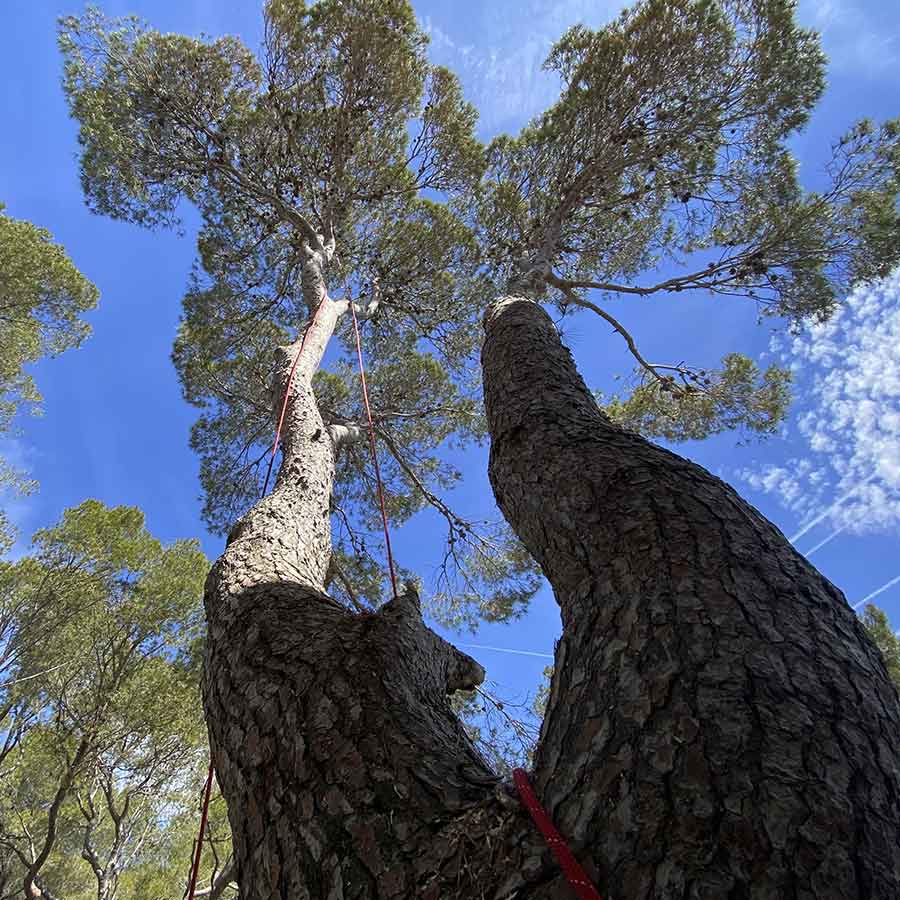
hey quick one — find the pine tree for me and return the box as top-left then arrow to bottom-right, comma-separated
59,0 -> 900,895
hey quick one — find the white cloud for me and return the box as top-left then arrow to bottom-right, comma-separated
737,269 -> 900,542
422,0 -> 622,134
800,0 -> 900,75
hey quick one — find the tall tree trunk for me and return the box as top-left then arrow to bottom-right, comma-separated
203,288 -> 557,898
481,295 -> 900,899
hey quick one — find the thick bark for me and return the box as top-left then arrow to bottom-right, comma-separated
204,293 -> 558,898
481,295 -> 900,899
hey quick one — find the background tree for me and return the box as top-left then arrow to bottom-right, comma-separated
59,0 -> 900,897
0,204 -> 98,552
861,603 -> 900,689
0,501 -> 208,899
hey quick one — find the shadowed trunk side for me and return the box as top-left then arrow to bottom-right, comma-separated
202,285 -> 557,898
482,295 -> 900,899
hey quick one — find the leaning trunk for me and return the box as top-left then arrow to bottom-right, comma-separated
203,293 -> 556,898
481,295 -> 900,898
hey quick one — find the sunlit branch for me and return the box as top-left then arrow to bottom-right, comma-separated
327,559 -> 371,614
547,264 -> 731,299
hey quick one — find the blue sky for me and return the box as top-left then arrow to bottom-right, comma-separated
2,0 -> 900,711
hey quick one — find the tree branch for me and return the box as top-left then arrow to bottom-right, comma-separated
24,736 -> 91,897
376,427 -> 458,531
327,559 -> 371,614
546,265 -> 730,299
545,276 -> 662,382
193,857 -> 238,899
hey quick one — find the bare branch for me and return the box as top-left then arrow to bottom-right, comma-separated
546,275 -> 661,383
193,857 -> 238,900
327,560 -> 372,614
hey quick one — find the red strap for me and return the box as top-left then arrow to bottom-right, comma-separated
185,761 -> 216,900
513,768 -> 603,900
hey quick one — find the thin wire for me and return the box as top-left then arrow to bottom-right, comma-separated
460,643 -> 554,660
349,301 -> 398,599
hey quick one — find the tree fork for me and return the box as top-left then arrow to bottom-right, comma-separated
481,295 -> 900,898
203,294 -> 559,898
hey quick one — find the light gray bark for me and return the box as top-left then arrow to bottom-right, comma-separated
481,294 -> 900,899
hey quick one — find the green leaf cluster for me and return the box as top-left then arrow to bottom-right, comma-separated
0,204 -> 98,548
0,204 -> 98,430
600,352 -> 792,440
59,1 -> 482,238
860,604 -> 900,692
0,501 -> 211,899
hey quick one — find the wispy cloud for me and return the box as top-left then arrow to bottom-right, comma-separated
422,0 -> 621,135
801,0 -> 900,76
737,268 -> 900,542
851,574 -> 900,611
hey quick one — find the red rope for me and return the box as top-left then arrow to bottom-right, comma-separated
200,305 -> 599,898
185,761 -> 216,900
512,768 -> 603,900
188,298 -> 400,899
349,301 -> 399,599
261,300 -> 327,498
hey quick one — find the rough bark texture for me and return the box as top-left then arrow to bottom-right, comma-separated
481,295 -> 900,899
203,294 -> 562,899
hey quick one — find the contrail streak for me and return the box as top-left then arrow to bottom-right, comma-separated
789,472 -> 876,544
804,522 -> 850,557
460,643 -> 554,660
851,574 -> 900,611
